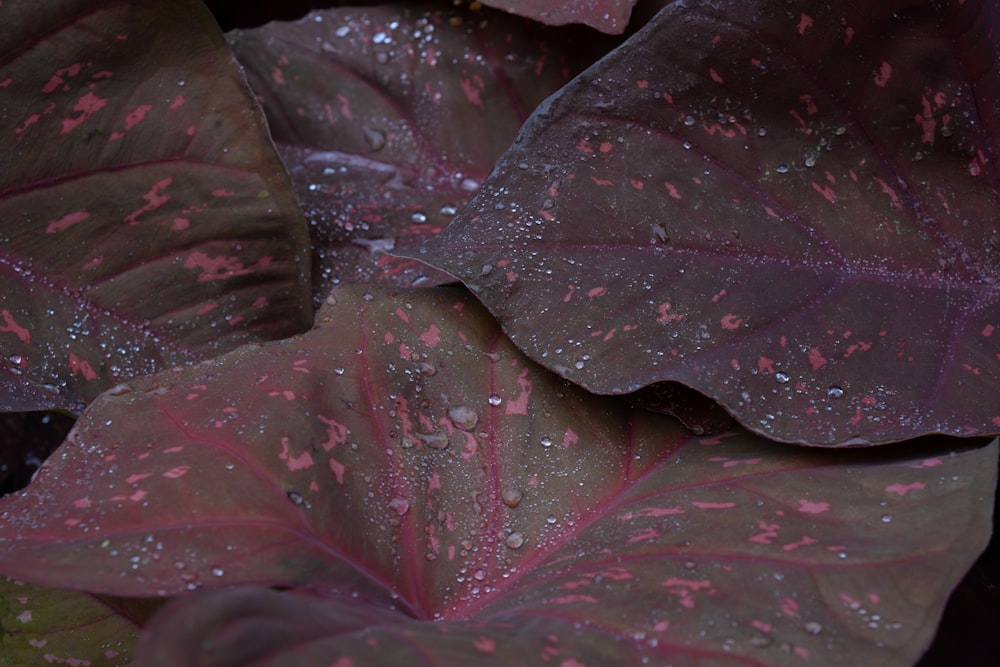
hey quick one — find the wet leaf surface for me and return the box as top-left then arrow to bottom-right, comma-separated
411,0 -> 1000,446
0,0 -> 312,413
228,3 -> 613,305
478,0 -> 638,33
0,286 -> 993,665
0,577 -> 161,665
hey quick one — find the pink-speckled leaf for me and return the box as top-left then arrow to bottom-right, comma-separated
228,3 -> 612,305
409,0 -> 1000,446
0,0 -> 311,413
479,0 -> 637,34
0,286 -> 994,665
0,577 -> 161,665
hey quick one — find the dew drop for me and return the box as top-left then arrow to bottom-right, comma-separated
287,491 -> 305,505
827,386 -> 845,399
334,367 -> 345,375
505,532 -> 525,549
389,497 -> 410,516
487,394 -> 502,406
448,405 -> 478,430
501,488 -> 523,508
410,211 -> 428,224
774,372 -> 790,384
804,621 -> 823,635
361,127 -> 386,152
211,567 -> 224,577
473,569 -> 486,581
775,164 -> 789,174
540,436 -> 553,448
880,514 -> 892,523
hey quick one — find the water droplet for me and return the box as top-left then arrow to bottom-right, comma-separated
546,514 -> 557,524
501,488 -> 523,508
410,211 -> 428,224
757,127 -> 767,137
488,394 -> 502,406
775,164 -> 789,174
364,127 -> 386,151
334,367 -> 345,375
804,621 -> 823,635
223,462 -> 235,471
449,405 -> 478,430
440,204 -> 458,216
287,491 -> 304,505
683,560 -> 697,570
389,497 -> 410,516
880,514 -> 892,523
505,532 -> 525,549
211,567 -> 224,577
683,115 -> 696,126
460,177 -> 480,192
775,372 -> 790,384
540,436 -> 553,448
827,386 -> 845,399
473,569 -> 486,581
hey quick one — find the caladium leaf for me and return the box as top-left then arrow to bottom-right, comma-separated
228,3 -> 612,304
0,286 -> 994,665
0,577 -> 161,665
0,0 -> 312,413
409,0 -> 1000,446
478,0 -> 637,34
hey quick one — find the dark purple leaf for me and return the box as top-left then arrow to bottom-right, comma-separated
408,0 -> 1000,446
0,576 -> 161,665
0,286 -> 993,664
227,3 -> 613,304
0,0 -> 312,413
479,0 -> 637,34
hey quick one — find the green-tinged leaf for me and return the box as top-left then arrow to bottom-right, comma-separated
0,577 -> 161,666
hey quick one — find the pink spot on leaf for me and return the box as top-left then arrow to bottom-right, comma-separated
505,369 -> 532,415
162,466 -> 190,479
811,181 -> 837,203
797,13 -> 814,34
125,178 -> 172,225
720,313 -> 743,330
279,436 -> 314,471
46,210 -> 90,234
0,310 -> 31,343
797,499 -> 830,514
692,501 -> 737,509
808,347 -> 827,371
873,61 -> 892,87
420,325 -> 441,347
885,482 -> 924,496
61,92 -> 108,134
68,353 -> 98,380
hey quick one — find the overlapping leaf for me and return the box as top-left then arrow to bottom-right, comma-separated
0,577 -> 161,665
0,286 -> 992,665
228,3 -> 613,304
410,0 -> 1000,446
479,0 -> 637,33
0,0 -> 312,413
